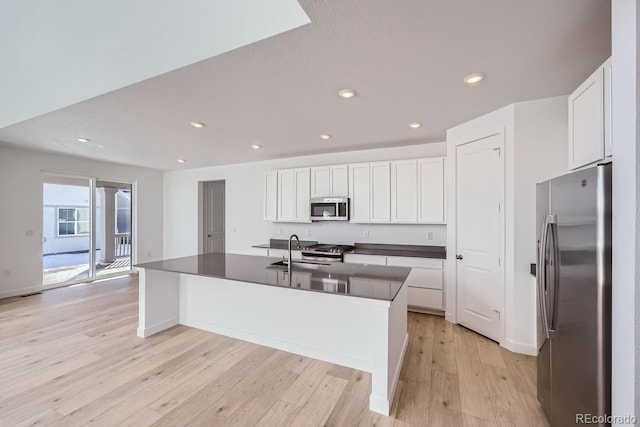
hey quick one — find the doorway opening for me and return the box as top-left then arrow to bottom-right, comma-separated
42,174 -> 133,288
199,180 -> 225,254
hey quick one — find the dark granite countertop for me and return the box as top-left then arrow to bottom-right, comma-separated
252,239 -> 318,250
352,243 -> 446,259
135,252 -> 410,302
253,240 -> 446,259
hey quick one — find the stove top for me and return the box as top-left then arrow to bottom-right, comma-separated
302,243 -> 355,255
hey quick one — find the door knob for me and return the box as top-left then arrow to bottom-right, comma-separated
456,254 -> 463,260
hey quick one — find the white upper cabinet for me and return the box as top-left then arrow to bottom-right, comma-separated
269,158 -> 445,224
310,165 -> 348,198
391,160 -> 418,222
370,162 -> 391,222
330,165 -> 348,197
418,157 -> 445,223
277,168 -> 310,222
263,171 -> 278,221
349,163 -> 371,222
569,57 -> 611,170
294,168 -> 310,221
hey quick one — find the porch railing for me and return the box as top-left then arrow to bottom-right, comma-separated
115,233 -> 131,257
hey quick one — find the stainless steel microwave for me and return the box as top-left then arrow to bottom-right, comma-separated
310,197 -> 349,221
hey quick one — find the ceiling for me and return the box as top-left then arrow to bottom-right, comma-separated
0,0 -> 611,171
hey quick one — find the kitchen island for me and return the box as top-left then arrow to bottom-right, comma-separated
135,252 -> 410,415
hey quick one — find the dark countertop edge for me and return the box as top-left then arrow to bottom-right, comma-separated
350,248 -> 446,259
134,264 -> 405,303
253,242 -> 446,259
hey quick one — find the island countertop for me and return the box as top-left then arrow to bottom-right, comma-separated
135,252 -> 410,302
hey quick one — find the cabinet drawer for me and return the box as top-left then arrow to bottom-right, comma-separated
343,254 -> 387,265
408,287 -> 443,310
404,268 -> 443,290
386,256 -> 443,269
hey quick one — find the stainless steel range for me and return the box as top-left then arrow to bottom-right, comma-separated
301,243 -> 354,262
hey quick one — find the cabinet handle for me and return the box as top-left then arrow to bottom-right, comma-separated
456,254 -> 463,260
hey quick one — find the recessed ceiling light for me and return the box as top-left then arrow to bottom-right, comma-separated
338,89 -> 357,99
176,158 -> 186,163
408,122 -> 422,129
463,73 -> 485,85
77,137 -> 90,143
319,134 -> 332,140
190,121 -> 205,128
251,144 -> 262,150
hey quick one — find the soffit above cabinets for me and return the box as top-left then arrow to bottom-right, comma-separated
0,0 -> 610,171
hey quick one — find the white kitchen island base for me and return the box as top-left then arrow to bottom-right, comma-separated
137,268 -> 408,416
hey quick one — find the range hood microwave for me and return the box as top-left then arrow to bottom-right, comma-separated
310,197 -> 349,221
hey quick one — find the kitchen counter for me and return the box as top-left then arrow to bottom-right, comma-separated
352,243 -> 446,259
136,252 -> 410,301
252,238 -> 318,250
135,252 -> 409,415
253,240 -> 446,259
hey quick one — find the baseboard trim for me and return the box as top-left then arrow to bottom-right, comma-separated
137,317 -> 179,338
501,338 -> 537,356
0,286 -> 42,300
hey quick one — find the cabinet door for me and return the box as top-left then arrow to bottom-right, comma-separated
569,65 -> 604,169
310,166 -> 331,198
263,172 -> 278,221
391,160 -> 417,222
370,162 -> 390,222
408,287 -> 443,310
330,165 -> 349,197
603,58 -> 612,158
349,163 -> 371,222
277,170 -> 295,221
294,168 -> 310,222
418,157 -> 445,223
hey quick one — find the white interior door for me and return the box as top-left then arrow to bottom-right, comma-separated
203,181 -> 225,253
456,133 -> 504,342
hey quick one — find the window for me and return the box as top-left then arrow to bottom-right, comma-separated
57,207 -> 90,236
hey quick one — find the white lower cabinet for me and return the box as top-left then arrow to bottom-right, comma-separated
407,288 -> 443,310
344,254 -> 445,313
386,256 -> 444,313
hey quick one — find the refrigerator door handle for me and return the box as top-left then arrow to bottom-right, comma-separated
548,216 -> 560,335
537,215 -> 551,339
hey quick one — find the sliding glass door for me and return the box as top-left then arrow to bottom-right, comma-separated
42,174 -> 133,288
95,180 -> 132,277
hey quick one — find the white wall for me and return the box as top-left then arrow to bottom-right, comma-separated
611,0 -> 638,423
0,144 -> 164,298
163,143 -> 447,259
446,96 -> 568,355
511,97 -> 569,349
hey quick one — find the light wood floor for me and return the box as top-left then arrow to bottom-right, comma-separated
0,276 -> 548,427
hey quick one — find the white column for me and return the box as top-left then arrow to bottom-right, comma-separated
612,0 -> 639,424
98,187 -> 117,263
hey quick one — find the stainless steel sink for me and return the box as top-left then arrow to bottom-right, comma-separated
269,260 -> 330,270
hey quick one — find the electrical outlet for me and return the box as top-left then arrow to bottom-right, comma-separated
363,230 -> 369,238
147,252 -> 152,258
277,228 -> 283,235
3,270 -> 10,277
306,228 -> 311,236
231,227 -> 237,232
25,230 -> 34,237
426,231 -> 433,240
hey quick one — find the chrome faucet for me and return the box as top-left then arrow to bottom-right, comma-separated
288,234 -> 301,271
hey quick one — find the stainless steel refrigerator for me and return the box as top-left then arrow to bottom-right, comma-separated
536,162 -> 611,427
